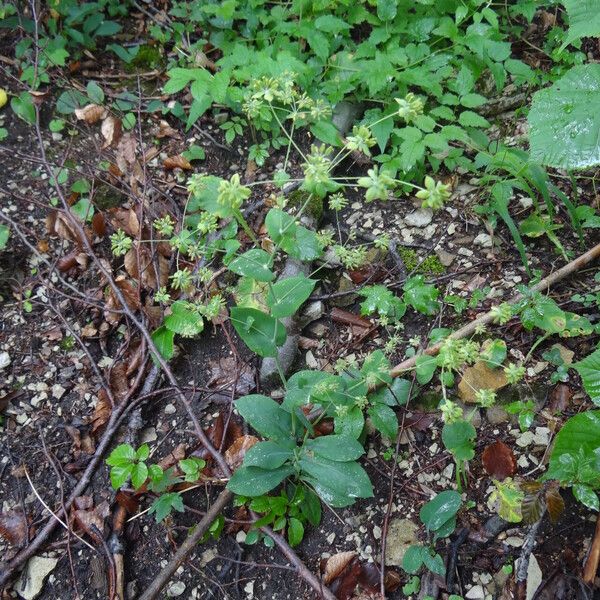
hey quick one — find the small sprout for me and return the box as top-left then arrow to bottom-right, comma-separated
504,362 -> 526,384
154,287 -> 170,304
154,215 -> 175,237
490,302 -> 513,325
415,176 -> 451,210
170,268 -> 193,291
328,192 -> 348,211
333,245 -> 368,270
357,167 -> 396,202
110,229 -> 132,257
374,234 -> 390,251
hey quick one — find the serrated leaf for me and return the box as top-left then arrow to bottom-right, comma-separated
562,0 -> 600,49
574,347 -> 600,405
529,65 -> 600,169
149,492 -> 185,522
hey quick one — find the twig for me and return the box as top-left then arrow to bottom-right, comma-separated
390,240 -> 600,377
137,489 -> 233,600
583,514 -> 600,584
515,511 -> 545,600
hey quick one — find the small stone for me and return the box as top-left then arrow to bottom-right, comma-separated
167,581 -> 186,597
533,427 -> 550,446
436,249 -> 456,267
516,431 -> 535,447
305,350 -> 318,369
373,525 -> 382,540
51,384 -> 66,400
466,584 -> 485,599
15,555 -> 59,600
164,403 -> 176,415
0,351 -> 10,370
404,208 -> 433,228
486,406 -> 509,425
517,553 -> 542,600
474,233 -> 493,248
459,361 -> 508,403
505,536 -> 524,547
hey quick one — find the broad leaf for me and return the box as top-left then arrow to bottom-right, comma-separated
243,441 -> 294,469
574,347 -> 600,405
529,64 -> 600,169
227,465 -> 294,496
419,490 -> 461,532
562,0 -> 600,49
229,249 -> 275,282
267,275 -> 316,318
442,421 -> 476,461
367,403 -> 398,439
303,435 -> 364,462
230,307 -> 286,357
368,378 -> 413,406
236,395 -> 292,441
151,326 -> 175,361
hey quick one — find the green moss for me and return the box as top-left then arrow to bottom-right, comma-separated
398,247 -> 445,275
125,44 -> 164,72
286,189 -> 323,222
93,185 -> 125,209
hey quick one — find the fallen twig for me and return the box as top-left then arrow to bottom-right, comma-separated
515,511 -> 545,600
391,240 -> 600,377
583,513 -> 600,584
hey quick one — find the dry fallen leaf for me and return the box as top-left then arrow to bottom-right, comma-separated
124,244 -> 169,290
101,115 -> 122,148
156,120 -> 180,139
163,155 -> 192,170
482,440 -> 516,480
91,212 -> 106,237
0,510 -> 30,547
74,104 -> 107,124
321,551 -> 357,585
225,435 -> 258,469
109,207 -> 140,237
548,383 -> 572,414
90,389 -> 112,433
116,133 -> 137,173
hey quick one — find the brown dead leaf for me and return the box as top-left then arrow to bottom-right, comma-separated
90,389 -> 111,433
73,500 -> 110,541
109,207 -> 140,237
37,239 -> 49,253
123,244 -> 169,290
44,326 -> 63,341
225,435 -> 258,469
163,155 -> 192,170
74,104 -> 107,124
91,212 -> 106,237
108,361 -> 130,403
548,384 -> 572,414
482,440 -> 516,480
104,275 -> 141,324
208,357 -> 255,400
321,551 -> 357,585
330,307 -> 372,329
101,115 -> 122,148
156,120 -> 180,139
116,133 -> 137,173
47,211 -> 88,247
545,485 -> 565,524
0,510 -> 30,547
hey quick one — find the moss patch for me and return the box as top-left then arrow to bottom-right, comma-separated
398,247 -> 445,275
125,44 -> 164,72
286,189 -> 323,223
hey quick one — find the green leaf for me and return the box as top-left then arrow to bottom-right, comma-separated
300,456 -> 373,507
403,276 -> 439,316
303,435 -> 364,462
574,348 -> 600,405
151,326 -> 175,361
0,224 -> 9,250
109,465 -> 133,489
71,198 -> 94,222
481,339 -> 507,368
229,249 -> 275,282
56,90 -> 85,114
265,208 -> 296,246
236,395 -> 292,441
164,302 -> 204,337
442,421 -> 476,461
95,20 -> 121,36
267,275 -> 316,318
573,484 -> 599,511
458,110 -> 490,128
243,441 -> 294,469
149,492 -> 185,522
230,307 -> 286,358
415,355 -> 437,385
300,488 -> 322,526
106,444 -> 136,467
163,67 -> 196,94
377,0 -> 397,21
419,490 -> 461,532
310,121 -> 342,147
334,405 -> 365,439
562,0 -> 600,49
86,81 -> 104,104
136,444 -> 150,461
227,465 -> 294,496
10,92 -> 35,124
402,545 -> 426,574
131,462 -> 148,490
369,378 -> 412,406
368,403 -> 398,439
529,65 -> 600,169
359,285 -> 405,319
314,15 -> 351,34
423,552 -> 446,576
287,517 -> 304,547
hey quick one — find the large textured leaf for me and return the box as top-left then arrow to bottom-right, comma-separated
562,1 -> 600,49
529,65 -> 600,169
235,395 -> 292,441
230,307 -> 286,357
227,465 -> 294,496
548,411 -> 600,467
574,347 -> 600,405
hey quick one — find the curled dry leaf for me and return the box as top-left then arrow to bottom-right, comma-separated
0,510 -> 30,547
163,155 -> 193,170
108,361 -> 130,403
548,383 -> 572,414
482,440 -> 516,480
104,275 -> 141,325
90,389 -> 112,434
101,115 -> 122,148
73,500 -> 110,542
46,211 -> 88,247
321,551 -> 357,585
91,212 -> 106,237
545,485 -> 565,524
156,120 -> 180,139
116,133 -> 137,174
74,104 -> 107,124
225,435 -> 258,469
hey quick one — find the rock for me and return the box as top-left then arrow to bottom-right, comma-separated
15,555 -> 59,600
436,248 -> 456,266
167,581 -> 186,597
474,233 -> 493,248
458,361 -> 509,403
515,431 -> 534,447
0,351 -> 10,370
486,406 -> 509,425
164,403 -> 176,415
384,519 -> 419,567
466,584 -> 485,599
404,208 -> 433,228
299,301 -> 324,328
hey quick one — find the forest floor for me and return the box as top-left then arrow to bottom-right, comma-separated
1,7 -> 600,600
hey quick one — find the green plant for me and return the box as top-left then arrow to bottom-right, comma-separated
402,490 -> 462,577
